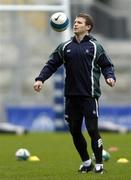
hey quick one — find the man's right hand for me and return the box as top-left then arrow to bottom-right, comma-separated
33,81 -> 43,92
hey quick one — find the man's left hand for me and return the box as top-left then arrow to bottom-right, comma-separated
106,78 -> 115,87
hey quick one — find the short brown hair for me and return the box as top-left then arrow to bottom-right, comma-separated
76,13 -> 94,32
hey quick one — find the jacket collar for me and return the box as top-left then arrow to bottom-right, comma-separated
72,35 -> 93,43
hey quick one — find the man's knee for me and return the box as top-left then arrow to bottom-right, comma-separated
88,129 -> 101,140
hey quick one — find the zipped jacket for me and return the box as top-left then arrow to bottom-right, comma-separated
35,35 -> 116,98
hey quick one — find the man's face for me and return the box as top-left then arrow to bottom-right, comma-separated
73,17 -> 90,35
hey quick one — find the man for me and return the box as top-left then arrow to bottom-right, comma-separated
34,13 -> 116,174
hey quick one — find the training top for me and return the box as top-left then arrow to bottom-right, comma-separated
35,35 -> 116,98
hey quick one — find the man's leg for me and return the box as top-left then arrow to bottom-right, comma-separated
84,98 -> 103,173
65,97 -> 90,161
65,97 -> 93,173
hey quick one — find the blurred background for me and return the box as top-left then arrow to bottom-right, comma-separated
0,0 -> 131,133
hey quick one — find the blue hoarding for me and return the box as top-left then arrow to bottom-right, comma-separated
6,106 -> 55,131
5,106 -> 131,132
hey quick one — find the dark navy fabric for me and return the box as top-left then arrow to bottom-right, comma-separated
35,35 -> 116,98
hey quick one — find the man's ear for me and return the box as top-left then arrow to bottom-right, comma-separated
86,25 -> 91,31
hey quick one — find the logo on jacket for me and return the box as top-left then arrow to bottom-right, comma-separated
86,49 -> 89,53
67,49 -> 71,53
93,110 -> 96,114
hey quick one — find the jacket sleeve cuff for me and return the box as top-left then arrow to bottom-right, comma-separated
106,75 -> 116,81
35,77 -> 44,83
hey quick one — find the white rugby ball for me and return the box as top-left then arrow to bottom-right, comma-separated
50,12 -> 69,32
15,148 -> 30,160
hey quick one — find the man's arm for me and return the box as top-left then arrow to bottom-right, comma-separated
97,53 -> 116,87
34,50 -> 63,92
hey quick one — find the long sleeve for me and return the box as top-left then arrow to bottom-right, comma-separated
97,53 -> 116,81
35,50 -> 63,83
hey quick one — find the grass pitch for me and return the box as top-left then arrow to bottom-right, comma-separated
0,132 -> 131,180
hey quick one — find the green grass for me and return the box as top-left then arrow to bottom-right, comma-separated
0,132 -> 131,180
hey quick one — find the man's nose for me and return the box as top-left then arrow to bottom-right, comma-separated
74,23 -> 78,27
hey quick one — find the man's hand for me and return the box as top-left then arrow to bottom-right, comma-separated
33,81 -> 43,92
106,78 -> 115,87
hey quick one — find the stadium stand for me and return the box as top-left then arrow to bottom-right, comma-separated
0,0 -> 131,131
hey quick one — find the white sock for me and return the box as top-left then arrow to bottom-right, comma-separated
83,159 -> 92,167
95,163 -> 103,170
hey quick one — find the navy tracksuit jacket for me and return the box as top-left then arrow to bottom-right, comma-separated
35,35 -> 116,98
